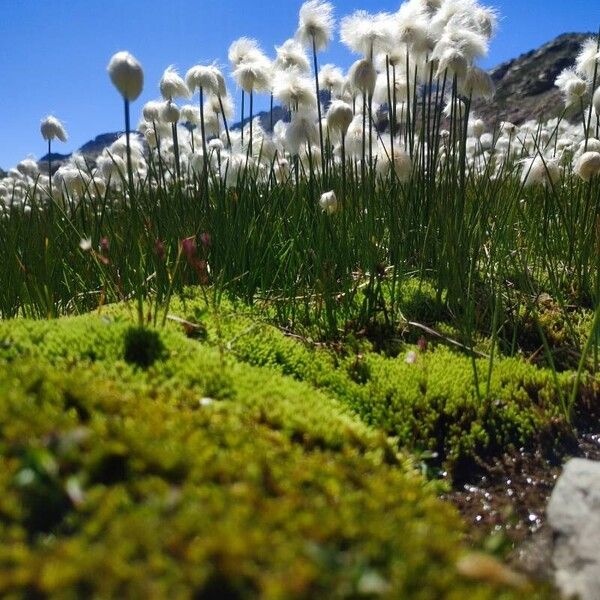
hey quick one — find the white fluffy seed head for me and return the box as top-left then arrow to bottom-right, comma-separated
395,1 -> 433,55
297,0 -> 335,52
17,158 -> 39,178
54,166 -> 90,197
273,68 -> 316,109
348,59 -> 377,96
143,100 -> 162,122
469,118 -> 486,139
160,66 -> 191,101
274,39 -> 310,72
340,10 -> 393,59
285,110 -> 319,154
161,100 -> 180,124
326,100 -> 354,136
318,190 -> 338,214
555,68 -> 588,106
460,66 -> 495,100
473,6 -> 499,38
318,64 -> 345,96
185,65 -> 219,95
40,115 -> 68,142
575,38 -> 600,82
575,151 -> 600,182
107,51 -> 144,101
434,46 -> 468,80
98,153 -> 126,180
500,121 -> 517,136
233,59 -> 272,93
432,14 -> 489,65
521,156 -> 560,187
228,37 -> 263,67
180,104 -> 200,125
208,138 -> 224,152
209,66 -> 228,97
209,94 -> 234,120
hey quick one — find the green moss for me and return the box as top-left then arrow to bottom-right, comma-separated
161,294 -> 597,473
0,318 -> 551,598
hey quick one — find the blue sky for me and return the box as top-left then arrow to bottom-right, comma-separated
0,0 -> 596,168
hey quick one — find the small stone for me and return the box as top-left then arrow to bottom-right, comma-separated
547,458 -> 600,600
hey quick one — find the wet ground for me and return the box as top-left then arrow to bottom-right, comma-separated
443,434 -> 600,580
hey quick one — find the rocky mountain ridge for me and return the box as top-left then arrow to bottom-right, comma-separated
473,32 -> 593,124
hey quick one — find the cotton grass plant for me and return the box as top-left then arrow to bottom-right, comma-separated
107,51 -> 144,195
40,115 -> 67,196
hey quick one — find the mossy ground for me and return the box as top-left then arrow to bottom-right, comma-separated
0,283 -> 588,598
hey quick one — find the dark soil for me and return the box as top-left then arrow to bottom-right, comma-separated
444,434 -> 600,579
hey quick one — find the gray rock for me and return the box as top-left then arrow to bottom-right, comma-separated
473,32 -> 593,126
547,458 -> 600,600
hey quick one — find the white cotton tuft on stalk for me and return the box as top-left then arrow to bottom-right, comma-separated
520,156 -> 560,187
432,15 -> 489,69
273,68 -> 317,108
579,138 -> 600,154
555,68 -> 587,107
142,101 -> 162,122
574,151 -> 600,182
430,0 -> 479,37
208,138 -> 224,153
275,39 -> 310,72
326,100 -> 354,137
209,65 -> 228,97
318,190 -> 338,213
180,105 -> 200,125
460,66 -> 495,100
160,66 -> 191,100
40,116 -> 68,142
394,0 -> 433,56
209,94 -> 234,120
433,46 -> 468,79
107,51 -> 144,101
185,65 -> 219,96
348,59 -> 377,96
297,0 -> 335,51
110,135 -> 144,159
285,110 -> 319,154
54,166 -> 90,197
575,38 -> 600,82
233,59 -> 272,93
468,118 -> 486,139
161,100 -> 181,123
16,159 -> 39,179
472,5 -> 499,38
377,148 -> 413,182
228,38 -> 264,67
97,153 -> 127,181
318,64 -> 345,96
340,10 -> 393,59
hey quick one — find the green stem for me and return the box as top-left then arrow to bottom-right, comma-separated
124,99 -> 135,196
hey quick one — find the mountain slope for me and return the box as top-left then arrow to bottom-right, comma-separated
473,32 -> 592,123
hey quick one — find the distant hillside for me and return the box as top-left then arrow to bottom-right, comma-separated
473,32 -> 592,124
